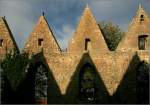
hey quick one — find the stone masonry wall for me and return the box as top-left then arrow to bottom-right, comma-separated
0,17 -> 19,60
0,4 -> 150,104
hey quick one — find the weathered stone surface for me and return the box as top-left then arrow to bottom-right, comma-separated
0,17 -> 19,60
0,4 -> 149,104
117,4 -> 150,51
23,15 -> 61,55
68,5 -> 109,53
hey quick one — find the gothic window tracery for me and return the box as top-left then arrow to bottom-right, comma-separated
35,64 -> 47,103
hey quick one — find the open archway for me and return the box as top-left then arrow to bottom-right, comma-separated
22,59 -> 61,104
16,61 -> 49,104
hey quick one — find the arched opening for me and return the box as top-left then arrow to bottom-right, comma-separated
9,61 -> 49,104
33,62 -> 48,104
79,63 -> 95,102
21,60 -> 61,104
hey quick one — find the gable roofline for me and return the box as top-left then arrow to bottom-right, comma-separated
0,16 -> 20,53
117,4 -> 150,51
42,15 -> 62,51
137,3 -> 150,16
68,4 -> 109,52
23,14 -> 62,52
128,4 -> 150,32
84,4 -> 108,49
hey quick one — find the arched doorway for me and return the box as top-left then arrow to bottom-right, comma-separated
79,63 -> 95,102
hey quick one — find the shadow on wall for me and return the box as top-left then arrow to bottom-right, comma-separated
64,52 -> 110,104
111,53 -> 140,104
1,75 -> 14,104
136,60 -> 149,104
112,53 -> 149,104
1,51 -> 62,104
20,52 -> 62,104
1,52 -> 149,104
64,52 -> 149,104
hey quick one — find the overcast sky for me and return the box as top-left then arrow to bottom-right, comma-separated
0,0 -> 150,50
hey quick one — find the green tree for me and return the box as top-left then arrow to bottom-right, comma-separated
99,21 -> 124,51
1,51 -> 30,91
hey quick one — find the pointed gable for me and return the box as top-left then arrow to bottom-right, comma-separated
23,15 -> 61,55
0,17 -> 19,59
68,5 -> 109,53
118,4 -> 150,51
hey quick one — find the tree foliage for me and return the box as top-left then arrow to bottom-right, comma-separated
99,21 -> 124,51
1,51 -> 30,91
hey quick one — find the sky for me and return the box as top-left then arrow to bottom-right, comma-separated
0,0 -> 150,50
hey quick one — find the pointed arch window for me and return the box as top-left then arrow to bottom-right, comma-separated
35,63 -> 47,104
79,63 -> 95,102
